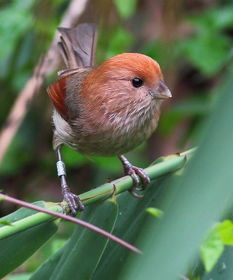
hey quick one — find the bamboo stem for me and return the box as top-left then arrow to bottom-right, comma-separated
80,149 -> 195,205
0,149 -> 195,248
0,197 -> 141,253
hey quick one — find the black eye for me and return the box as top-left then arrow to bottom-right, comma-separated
131,77 -> 144,88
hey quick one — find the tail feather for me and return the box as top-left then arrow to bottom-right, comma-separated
58,23 -> 97,68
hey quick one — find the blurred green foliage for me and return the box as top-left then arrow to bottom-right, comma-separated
114,0 -> 138,18
0,0 -> 35,61
178,5 -> 233,76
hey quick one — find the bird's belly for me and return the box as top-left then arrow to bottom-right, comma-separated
71,116 -> 158,156
53,105 -> 160,156
74,133 -> 141,156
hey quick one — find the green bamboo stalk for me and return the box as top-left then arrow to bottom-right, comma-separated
0,148 -> 195,240
0,204 -> 61,239
80,148 -> 195,205
0,198 -> 141,253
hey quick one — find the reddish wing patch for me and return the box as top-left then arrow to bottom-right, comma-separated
47,77 -> 68,119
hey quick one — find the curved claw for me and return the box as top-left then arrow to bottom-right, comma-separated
128,188 -> 144,199
119,155 -> 151,199
133,167 -> 151,190
63,192 -> 85,216
127,166 -> 150,197
127,167 -> 140,186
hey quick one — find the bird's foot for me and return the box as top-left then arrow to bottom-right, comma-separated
56,147 -> 84,216
62,190 -> 85,216
119,156 -> 150,198
125,165 -> 150,188
126,165 -> 151,198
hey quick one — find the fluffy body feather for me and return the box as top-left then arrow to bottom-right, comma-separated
48,53 -> 170,156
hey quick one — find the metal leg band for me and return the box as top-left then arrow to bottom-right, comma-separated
56,160 -> 66,177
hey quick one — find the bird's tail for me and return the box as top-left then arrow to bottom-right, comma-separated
57,23 -> 97,69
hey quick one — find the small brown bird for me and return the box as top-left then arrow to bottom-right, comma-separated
48,24 -> 171,214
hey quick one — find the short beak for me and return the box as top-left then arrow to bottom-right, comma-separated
150,80 -> 172,99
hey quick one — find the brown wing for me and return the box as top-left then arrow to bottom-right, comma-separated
47,68 -> 92,120
47,76 -> 68,120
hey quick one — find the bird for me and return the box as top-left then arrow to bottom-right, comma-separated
47,23 -> 172,215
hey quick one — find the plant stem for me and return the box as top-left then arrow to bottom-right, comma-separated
80,148 -> 195,205
0,195 -> 141,253
0,149 -> 195,249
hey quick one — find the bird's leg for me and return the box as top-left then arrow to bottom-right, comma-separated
56,146 -> 84,215
119,155 -> 150,198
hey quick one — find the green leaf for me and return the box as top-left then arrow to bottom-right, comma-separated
28,244 -> 66,279
199,220 -> 233,273
0,201 -> 48,227
200,228 -> 224,272
202,246 -> 233,280
119,69 -> 233,279
0,202 -> 59,278
216,220 -> 233,246
0,222 -> 57,278
93,177 -> 170,279
30,200 -> 118,279
146,207 -> 163,218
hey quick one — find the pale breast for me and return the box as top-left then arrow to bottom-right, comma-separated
53,100 -> 161,156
